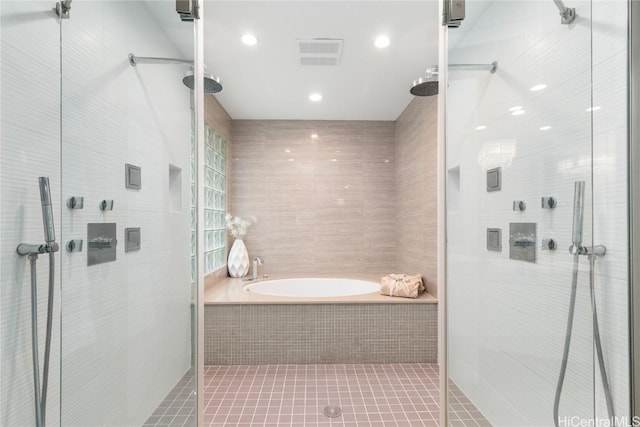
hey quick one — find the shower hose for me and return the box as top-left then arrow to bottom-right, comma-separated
28,251 -> 55,427
553,254 -> 615,426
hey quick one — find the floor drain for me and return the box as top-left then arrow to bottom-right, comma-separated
323,405 -> 342,418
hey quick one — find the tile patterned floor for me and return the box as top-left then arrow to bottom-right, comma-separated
447,382 -> 492,427
145,364 -> 491,427
143,369 -> 196,427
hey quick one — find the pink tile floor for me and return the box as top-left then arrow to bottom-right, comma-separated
145,364 -> 491,426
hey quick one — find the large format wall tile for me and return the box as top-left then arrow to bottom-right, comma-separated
231,120 -> 398,277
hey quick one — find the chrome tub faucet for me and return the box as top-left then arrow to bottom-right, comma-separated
252,257 -> 264,280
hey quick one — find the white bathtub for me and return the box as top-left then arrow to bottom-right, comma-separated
244,278 -> 381,298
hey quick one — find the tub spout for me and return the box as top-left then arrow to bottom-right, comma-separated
252,257 -> 264,280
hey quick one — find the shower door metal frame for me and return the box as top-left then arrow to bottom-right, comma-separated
629,0 -> 640,418
194,2 -> 206,425
437,0 -> 449,424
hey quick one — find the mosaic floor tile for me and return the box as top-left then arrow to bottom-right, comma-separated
144,364 -> 491,427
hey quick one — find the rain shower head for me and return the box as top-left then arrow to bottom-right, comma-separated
128,53 -> 223,94
182,69 -> 222,94
411,67 -> 439,97
410,61 -> 498,97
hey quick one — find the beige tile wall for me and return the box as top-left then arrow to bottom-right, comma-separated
230,120 -> 397,277
208,99 -> 438,295
204,95 -> 232,143
395,97 -> 438,296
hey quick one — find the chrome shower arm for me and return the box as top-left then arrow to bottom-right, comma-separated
422,61 -> 498,77
411,61 -> 497,97
553,0 -> 577,24
128,54 -> 194,67
449,62 -> 498,74
127,53 -> 223,94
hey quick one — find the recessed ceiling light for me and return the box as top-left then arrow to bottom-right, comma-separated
540,126 -> 552,131
310,133 -> 319,139
331,158 -> 337,162
284,149 -> 291,153
475,125 -> 487,130
530,84 -> 547,91
241,34 -> 258,46
586,106 -> 602,112
288,158 -> 295,162
512,110 -> 526,116
309,93 -> 323,102
509,106 -> 523,112
374,35 -> 390,49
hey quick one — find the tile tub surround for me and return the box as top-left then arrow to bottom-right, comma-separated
395,97 -> 438,297
230,120 -> 398,278
227,107 -> 438,295
205,275 -> 437,304
204,292 -> 437,365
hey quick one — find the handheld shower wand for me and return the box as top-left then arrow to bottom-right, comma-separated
570,181 -> 585,253
39,177 -> 56,249
568,181 -> 606,257
554,180 -> 613,426
16,178 -> 59,256
16,177 -> 59,427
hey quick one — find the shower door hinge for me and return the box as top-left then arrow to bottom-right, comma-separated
443,0 -> 465,27
176,0 -> 200,21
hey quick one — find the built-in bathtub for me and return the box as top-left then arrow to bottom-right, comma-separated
204,275 -> 437,365
245,278 -> 382,298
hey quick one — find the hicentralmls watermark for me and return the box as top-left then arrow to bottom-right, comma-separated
558,416 -> 640,427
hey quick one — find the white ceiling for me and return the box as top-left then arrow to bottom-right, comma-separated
148,1 -> 440,121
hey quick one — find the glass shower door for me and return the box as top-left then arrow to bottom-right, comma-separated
443,0 -> 623,425
59,1 -> 198,425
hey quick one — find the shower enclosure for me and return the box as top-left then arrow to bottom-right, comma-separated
1,1 -> 205,425
444,1 -> 631,425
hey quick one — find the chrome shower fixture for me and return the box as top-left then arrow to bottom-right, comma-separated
554,180 -> 612,427
553,0 -> 576,24
55,0 -> 72,19
16,177 -> 59,427
570,181 -> 585,250
410,62 -> 498,97
128,54 -> 223,94
411,67 -> 439,97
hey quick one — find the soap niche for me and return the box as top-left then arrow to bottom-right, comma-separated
169,164 -> 182,213
447,166 -> 460,212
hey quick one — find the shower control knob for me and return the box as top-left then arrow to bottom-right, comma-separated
542,239 -> 557,251
99,200 -> 114,211
513,200 -> 526,211
541,197 -> 557,209
67,196 -> 84,209
67,239 -> 83,252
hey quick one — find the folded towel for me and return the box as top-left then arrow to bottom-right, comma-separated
380,274 -> 424,299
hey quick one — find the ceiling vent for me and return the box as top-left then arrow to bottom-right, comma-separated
296,38 -> 343,66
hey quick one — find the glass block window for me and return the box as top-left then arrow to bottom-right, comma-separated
203,124 -> 227,274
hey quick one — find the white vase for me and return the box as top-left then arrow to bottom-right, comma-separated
227,238 -> 249,278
